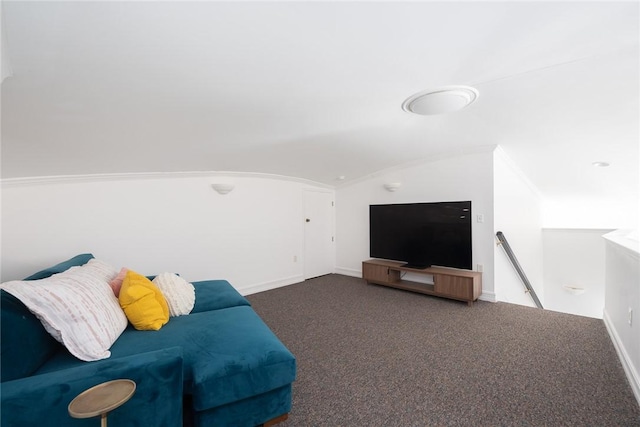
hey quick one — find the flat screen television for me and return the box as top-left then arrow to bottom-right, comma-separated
369,201 -> 472,270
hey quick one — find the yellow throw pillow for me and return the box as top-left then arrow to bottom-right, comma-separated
118,270 -> 169,331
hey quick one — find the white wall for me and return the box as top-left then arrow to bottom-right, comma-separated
542,229 -> 612,318
1,173 -> 333,295
335,149 -> 495,300
493,148 -> 544,307
542,198 -> 639,230
603,230 -> 640,404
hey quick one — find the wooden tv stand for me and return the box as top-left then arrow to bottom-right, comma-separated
362,259 -> 482,306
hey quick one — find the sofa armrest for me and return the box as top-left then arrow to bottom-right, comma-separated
1,347 -> 184,427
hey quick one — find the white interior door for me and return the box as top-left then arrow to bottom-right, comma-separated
303,190 -> 334,279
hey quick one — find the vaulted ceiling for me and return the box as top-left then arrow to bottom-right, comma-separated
1,2 -> 638,207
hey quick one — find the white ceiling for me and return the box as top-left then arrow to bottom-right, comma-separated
1,1 -> 638,203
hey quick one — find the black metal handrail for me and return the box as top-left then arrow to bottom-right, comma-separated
496,231 -> 543,309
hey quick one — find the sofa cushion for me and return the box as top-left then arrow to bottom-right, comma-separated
1,254 -> 94,382
119,270 -> 169,331
185,307 -> 297,411
190,280 -> 251,313
22,253 -> 95,281
36,306 -> 296,411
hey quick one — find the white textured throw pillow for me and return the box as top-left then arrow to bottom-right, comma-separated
0,259 -> 127,361
152,273 -> 195,317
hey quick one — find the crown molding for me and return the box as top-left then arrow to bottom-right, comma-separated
1,171 -> 334,189
493,145 -> 543,200
335,144 -> 498,190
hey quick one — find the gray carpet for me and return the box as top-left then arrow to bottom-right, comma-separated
248,274 -> 640,426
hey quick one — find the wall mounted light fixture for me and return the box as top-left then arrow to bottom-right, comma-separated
384,182 -> 402,192
563,284 -> 586,295
211,183 -> 235,195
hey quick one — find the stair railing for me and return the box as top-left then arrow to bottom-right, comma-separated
495,231 -> 543,309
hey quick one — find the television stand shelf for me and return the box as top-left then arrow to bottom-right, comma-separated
362,259 -> 482,306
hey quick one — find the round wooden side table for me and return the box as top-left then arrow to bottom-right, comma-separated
68,379 -> 136,427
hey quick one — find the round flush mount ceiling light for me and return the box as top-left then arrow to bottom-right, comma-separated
402,86 -> 479,115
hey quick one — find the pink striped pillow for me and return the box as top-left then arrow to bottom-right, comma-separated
109,267 -> 129,297
0,259 -> 127,361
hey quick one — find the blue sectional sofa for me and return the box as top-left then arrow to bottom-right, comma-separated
1,254 -> 296,427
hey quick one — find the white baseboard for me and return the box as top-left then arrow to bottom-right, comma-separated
335,266 -> 362,278
238,274 -> 304,296
238,268 -> 361,296
603,309 -> 640,406
479,291 -> 497,303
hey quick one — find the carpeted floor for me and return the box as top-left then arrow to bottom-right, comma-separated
247,274 -> 640,426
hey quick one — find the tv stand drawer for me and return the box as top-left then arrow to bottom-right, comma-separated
434,274 -> 474,300
362,262 -> 400,283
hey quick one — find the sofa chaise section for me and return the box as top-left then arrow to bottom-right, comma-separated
36,305 -> 297,425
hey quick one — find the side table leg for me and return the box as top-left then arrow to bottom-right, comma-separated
101,413 -> 108,427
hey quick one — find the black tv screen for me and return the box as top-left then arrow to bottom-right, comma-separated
369,201 -> 472,270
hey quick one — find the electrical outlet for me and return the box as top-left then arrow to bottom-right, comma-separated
477,214 -> 484,223
477,263 -> 484,272
629,308 -> 633,326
